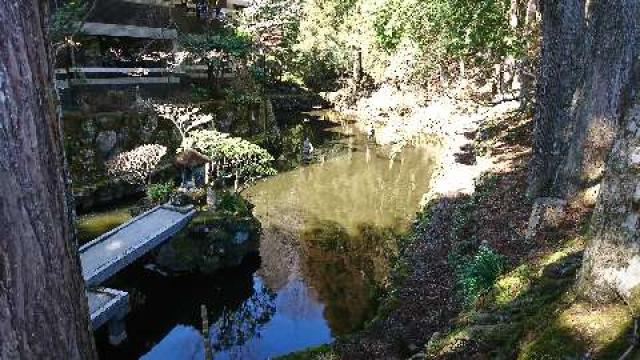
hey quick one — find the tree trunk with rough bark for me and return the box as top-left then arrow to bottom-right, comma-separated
527,0 -> 586,199
575,0 -> 640,304
555,0 -> 640,204
577,81 -> 640,305
0,1 -> 97,359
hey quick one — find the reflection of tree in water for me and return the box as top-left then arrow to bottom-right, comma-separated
242,113 -> 438,336
257,219 -> 304,291
299,220 -> 402,335
209,282 -> 277,354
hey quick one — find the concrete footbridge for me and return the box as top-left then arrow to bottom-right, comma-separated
80,204 -> 196,344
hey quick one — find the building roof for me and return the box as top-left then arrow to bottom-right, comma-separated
175,148 -> 211,167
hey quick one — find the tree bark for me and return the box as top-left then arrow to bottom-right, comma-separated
527,0 -> 586,198
575,0 -> 640,304
555,0 -> 640,203
0,1 -> 97,359
577,75 -> 640,304
525,0 -> 539,26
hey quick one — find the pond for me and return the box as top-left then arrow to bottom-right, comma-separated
92,111 -> 439,359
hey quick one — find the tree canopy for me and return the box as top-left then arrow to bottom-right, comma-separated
236,0 -> 521,88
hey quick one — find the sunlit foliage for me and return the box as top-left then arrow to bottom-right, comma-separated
147,181 -> 175,203
106,144 -> 167,185
180,129 -> 276,181
240,0 -> 303,82
180,25 -> 254,88
153,104 -> 214,140
237,0 -> 520,88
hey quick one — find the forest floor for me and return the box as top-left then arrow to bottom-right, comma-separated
280,87 -> 638,359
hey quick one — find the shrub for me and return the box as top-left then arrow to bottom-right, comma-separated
217,191 -> 251,216
106,144 -> 167,185
147,182 -> 175,204
457,244 -> 505,306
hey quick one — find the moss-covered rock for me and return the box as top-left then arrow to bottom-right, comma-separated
64,110 -> 180,212
155,194 -> 261,274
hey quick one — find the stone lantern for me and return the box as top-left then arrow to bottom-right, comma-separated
175,148 -> 211,190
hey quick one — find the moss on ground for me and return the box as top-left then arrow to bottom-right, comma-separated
519,302 -> 632,360
275,345 -> 337,360
427,237 -> 637,359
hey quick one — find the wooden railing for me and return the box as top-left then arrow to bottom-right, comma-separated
54,65 -> 234,88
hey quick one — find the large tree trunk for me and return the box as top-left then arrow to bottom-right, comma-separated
577,76 -> 640,304
527,0 -> 586,198
575,0 -> 640,304
0,2 -> 97,359
555,0 -> 640,203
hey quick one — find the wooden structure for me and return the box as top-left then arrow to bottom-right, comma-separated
54,0 -> 244,91
175,148 -> 212,188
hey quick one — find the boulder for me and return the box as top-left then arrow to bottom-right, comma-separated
96,130 -> 118,156
155,211 -> 260,274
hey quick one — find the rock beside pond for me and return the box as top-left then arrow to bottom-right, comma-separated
96,130 -> 118,156
155,211 -> 260,274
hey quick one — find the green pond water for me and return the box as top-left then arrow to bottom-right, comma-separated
243,113 -> 440,337
77,206 -> 133,244
85,111 -> 441,359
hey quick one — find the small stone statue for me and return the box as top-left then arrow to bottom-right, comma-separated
302,137 -> 314,163
206,187 -> 217,211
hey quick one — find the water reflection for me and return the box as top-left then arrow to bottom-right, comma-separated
211,278 -> 331,360
139,277 -> 331,360
299,221 -> 402,334
244,115 -> 438,339
126,114 -> 438,360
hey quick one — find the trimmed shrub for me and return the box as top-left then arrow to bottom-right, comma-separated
147,182 -> 174,204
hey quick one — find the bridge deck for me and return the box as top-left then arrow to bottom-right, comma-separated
88,288 -> 129,329
80,204 -> 196,287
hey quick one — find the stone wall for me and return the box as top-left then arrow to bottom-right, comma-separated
63,110 -> 180,211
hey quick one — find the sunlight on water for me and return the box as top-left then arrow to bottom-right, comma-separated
114,113 -> 439,360
233,116 -> 437,355
76,207 -> 133,244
